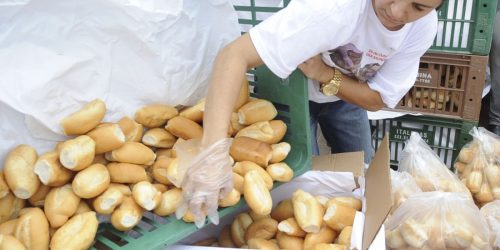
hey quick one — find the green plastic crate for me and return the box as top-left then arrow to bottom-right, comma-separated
430,0 -> 498,55
371,115 -> 477,170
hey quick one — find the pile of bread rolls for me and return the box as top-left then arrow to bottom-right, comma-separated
454,127 -> 500,207
385,192 -> 490,250
405,89 -> 453,112
0,78 -> 295,249
192,189 -> 361,250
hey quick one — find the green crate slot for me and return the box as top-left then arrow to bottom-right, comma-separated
371,115 -> 477,169
430,0 -> 498,55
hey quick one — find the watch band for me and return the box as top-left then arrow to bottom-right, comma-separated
320,68 -> 342,96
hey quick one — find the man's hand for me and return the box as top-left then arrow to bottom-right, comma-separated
298,54 -> 333,83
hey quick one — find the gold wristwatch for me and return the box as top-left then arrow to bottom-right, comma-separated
320,68 -> 342,96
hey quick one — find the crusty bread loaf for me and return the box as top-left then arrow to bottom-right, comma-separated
303,226 -> 338,250
231,213 -> 253,247
0,234 -> 26,250
59,135 -> 96,171
219,225 -> 236,248
50,211 -> 98,250
230,137 -> 272,167
0,218 -> 18,235
87,123 -> 125,154
0,193 -> 25,224
232,172 -> 244,194
323,203 -> 356,231
179,99 -> 205,123
142,128 -> 176,148
0,171 -> 9,199
4,145 -> 40,199
233,161 -> 273,190
277,217 -> 306,237
276,231 -> 304,250
111,196 -> 144,231
268,120 -> 287,144
107,163 -> 149,184
15,207 -> 49,250
244,171 -> 273,216
72,163 -> 110,198
107,142 -> 156,165
336,226 -> 352,246
238,99 -> 277,125
292,189 -> 324,233
134,104 -> 178,128
235,121 -> 274,143
152,157 -> 175,185
266,163 -> 293,182
28,184 -> 50,207
34,151 -> 73,187
132,181 -> 161,211
245,218 -> 278,241
165,116 -> 203,140
93,185 -> 126,215
475,182 -> 494,203
271,199 -> 294,222
247,238 -> 280,250
60,99 -> 106,135
270,142 -> 291,164
219,189 -> 241,207
153,188 -> 182,216
326,197 -> 362,212
118,116 -> 144,142
44,184 -> 80,228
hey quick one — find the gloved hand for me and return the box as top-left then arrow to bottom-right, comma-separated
172,137 -> 233,228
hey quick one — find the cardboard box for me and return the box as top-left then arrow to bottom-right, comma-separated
168,135 -> 391,250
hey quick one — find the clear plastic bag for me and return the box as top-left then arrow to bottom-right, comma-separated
389,169 -> 422,213
398,132 -> 470,196
480,200 -> 500,248
385,191 -> 490,250
455,127 -> 500,206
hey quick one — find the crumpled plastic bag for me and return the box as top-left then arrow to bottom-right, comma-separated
385,191 -> 490,250
389,169 -> 422,214
0,0 -> 239,163
398,132 -> 470,196
173,138 -> 233,228
480,200 -> 500,248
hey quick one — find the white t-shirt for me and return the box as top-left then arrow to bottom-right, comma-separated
249,0 -> 437,108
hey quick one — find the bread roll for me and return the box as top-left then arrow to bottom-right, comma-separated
72,163 -> 110,198
247,238 -> 280,250
474,182 -> 494,203
231,213 -> 253,247
75,200 -> 92,215
336,226 -> 352,246
132,181 -> 161,211
60,99 -> 106,135
50,211 -> 98,250
0,219 -> 18,235
165,158 -> 180,186
153,188 -> 182,216
34,151 -> 73,187
118,116 -> 144,142
59,135 -> 96,171
0,171 -> 9,199
86,123 -> 125,154
457,147 -> 476,164
107,142 -> 156,165
232,172 -> 244,194
111,196 -> 144,231
485,164 -> 500,188
244,171 -> 273,216
152,157 -> 175,185
152,183 -> 168,193
276,231 -> 304,250
292,189 -> 324,233
235,121 -> 274,143
0,234 -> 26,250
93,185 -> 126,214
399,219 -> 428,248
0,193 -> 25,224
386,229 -> 407,249
235,78 -> 250,111
229,112 -> 246,136
323,204 -> 356,231
4,145 -> 40,199
107,163 -> 148,184
245,218 -> 278,241
230,137 -> 272,167
15,207 -> 49,250
278,217 -> 306,237
238,99 -> 277,125
266,163 -> 293,182
271,199 -> 294,222
142,128 -> 176,148
179,99 -> 205,123
134,104 -> 178,128
219,225 -> 236,248
326,197 -> 362,212
219,189 -> 241,207
270,142 -> 291,164
466,171 -> 482,193
165,116 -> 203,140
303,226 -> 338,250
44,184 -> 80,228
233,161 -> 273,190
268,120 -> 287,144
28,184 -> 50,207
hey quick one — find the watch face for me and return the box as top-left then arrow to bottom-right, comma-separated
320,82 -> 337,96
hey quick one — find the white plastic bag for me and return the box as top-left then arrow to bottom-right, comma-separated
480,200 -> 500,248
0,0 -> 239,163
389,169 -> 422,213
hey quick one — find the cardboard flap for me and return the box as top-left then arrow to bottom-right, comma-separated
362,134 -> 392,250
311,151 -> 364,176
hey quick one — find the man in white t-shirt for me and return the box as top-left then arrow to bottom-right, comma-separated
176,0 -> 442,226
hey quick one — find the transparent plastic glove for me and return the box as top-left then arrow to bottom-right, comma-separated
173,138 -> 233,228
